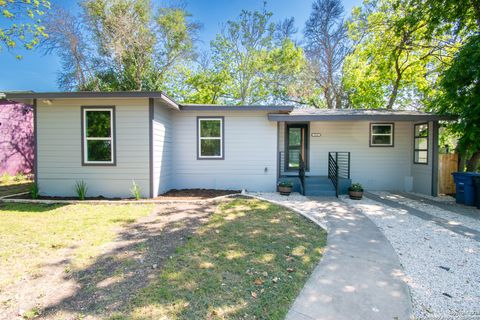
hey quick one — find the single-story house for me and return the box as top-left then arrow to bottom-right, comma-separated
4,91 -> 452,198
0,99 -> 34,175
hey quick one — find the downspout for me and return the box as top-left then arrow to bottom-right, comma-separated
33,99 -> 38,187
431,121 -> 439,197
149,98 -> 154,198
276,121 -> 280,186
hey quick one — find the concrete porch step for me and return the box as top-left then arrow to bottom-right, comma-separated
304,176 -> 336,196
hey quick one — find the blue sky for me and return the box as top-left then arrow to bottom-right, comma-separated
0,0 -> 359,92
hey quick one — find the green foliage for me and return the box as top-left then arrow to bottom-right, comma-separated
186,7 -> 306,105
30,183 -> 40,199
348,183 -> 364,192
130,180 -> 142,200
278,180 -> 294,188
343,0 -> 458,109
46,0 -> 199,92
74,180 -> 88,200
432,35 -> 480,163
405,0 -> 479,36
13,172 -> 25,182
0,0 -> 50,56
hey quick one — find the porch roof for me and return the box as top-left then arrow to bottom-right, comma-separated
268,108 -> 456,122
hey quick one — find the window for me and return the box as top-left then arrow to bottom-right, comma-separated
82,107 -> 115,165
414,123 -> 429,164
370,123 -> 394,147
198,117 -> 223,159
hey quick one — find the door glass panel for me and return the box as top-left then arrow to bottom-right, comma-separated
289,128 -> 301,146
289,150 -> 300,168
415,150 -> 428,163
415,137 -> 428,149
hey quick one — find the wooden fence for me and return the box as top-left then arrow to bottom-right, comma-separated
438,154 -> 458,195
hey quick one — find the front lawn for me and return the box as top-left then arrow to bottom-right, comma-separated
119,198 -> 327,319
0,198 -> 326,319
0,203 -> 154,293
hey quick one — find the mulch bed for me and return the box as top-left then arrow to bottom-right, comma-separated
7,189 -> 241,201
153,189 -> 241,200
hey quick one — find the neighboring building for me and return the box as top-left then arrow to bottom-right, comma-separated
0,99 -> 34,175
5,92 -> 452,198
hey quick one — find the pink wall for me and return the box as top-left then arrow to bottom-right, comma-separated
0,100 -> 34,175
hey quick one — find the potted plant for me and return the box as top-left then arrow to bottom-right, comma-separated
348,183 -> 364,200
278,180 -> 293,196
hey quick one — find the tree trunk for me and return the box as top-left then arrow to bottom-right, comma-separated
467,150 -> 480,172
387,78 -> 400,109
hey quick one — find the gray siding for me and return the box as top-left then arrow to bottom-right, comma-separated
152,99 -> 173,195
37,99 -> 150,197
171,110 -> 277,191
411,121 -> 433,194
280,121 -> 415,191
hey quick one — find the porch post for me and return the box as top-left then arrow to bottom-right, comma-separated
276,121 -> 280,186
431,121 -> 439,197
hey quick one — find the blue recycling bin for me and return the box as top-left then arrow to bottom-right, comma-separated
452,172 -> 480,206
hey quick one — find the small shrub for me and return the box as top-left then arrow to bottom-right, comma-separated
75,180 -> 88,200
278,180 -> 293,188
13,172 -> 25,182
30,183 -> 40,199
348,183 -> 364,192
130,180 -> 142,200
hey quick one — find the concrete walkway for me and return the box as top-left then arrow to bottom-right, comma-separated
286,197 -> 412,320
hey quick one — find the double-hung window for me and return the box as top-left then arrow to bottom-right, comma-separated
198,117 -> 224,159
414,123 -> 429,164
82,107 -> 115,165
370,123 -> 394,147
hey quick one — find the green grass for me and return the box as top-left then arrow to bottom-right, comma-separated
117,198 -> 327,320
0,203 -> 154,289
0,173 -> 33,197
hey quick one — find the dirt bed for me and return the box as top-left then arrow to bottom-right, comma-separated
154,188 -> 241,200
7,189 -> 240,201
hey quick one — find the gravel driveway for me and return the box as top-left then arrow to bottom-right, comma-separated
342,192 -> 480,319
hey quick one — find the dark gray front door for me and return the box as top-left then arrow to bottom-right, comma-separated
285,124 -> 308,171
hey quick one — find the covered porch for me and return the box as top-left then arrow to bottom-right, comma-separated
270,109 -> 453,197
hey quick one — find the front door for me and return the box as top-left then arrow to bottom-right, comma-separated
285,124 -> 308,171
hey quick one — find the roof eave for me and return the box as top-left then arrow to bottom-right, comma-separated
180,104 -> 294,112
4,91 -> 181,110
267,114 -> 457,122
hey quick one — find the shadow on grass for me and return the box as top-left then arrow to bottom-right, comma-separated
0,201 -> 65,213
0,181 -> 33,198
37,198 -> 327,319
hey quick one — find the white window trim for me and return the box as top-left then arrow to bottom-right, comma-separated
370,123 -> 394,147
198,118 -> 223,159
83,108 -> 115,164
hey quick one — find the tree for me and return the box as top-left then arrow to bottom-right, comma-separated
42,7 -> 94,90
405,0 -> 480,35
433,35 -> 480,171
343,0 -> 457,109
203,6 -> 305,104
42,0 -> 200,92
0,0 -> 50,56
304,0 -> 349,109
